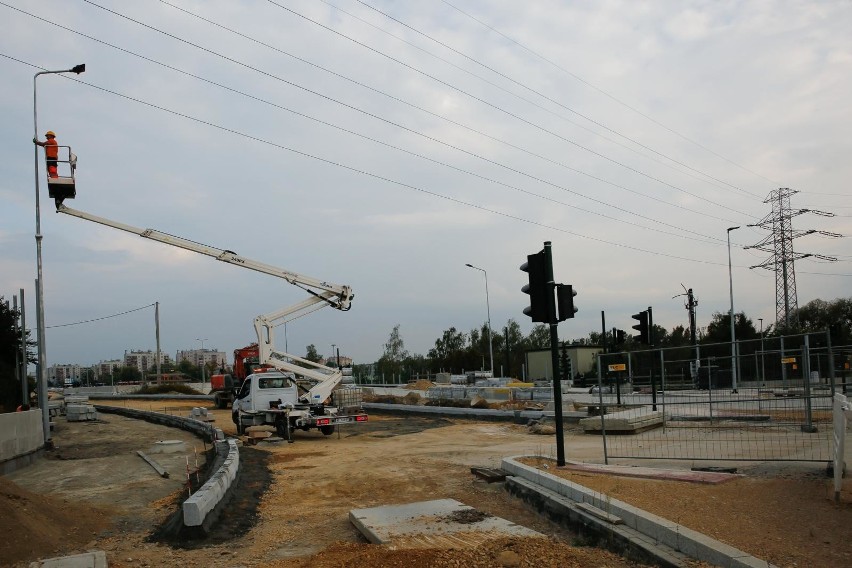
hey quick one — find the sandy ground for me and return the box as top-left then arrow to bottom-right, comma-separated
2,399 -> 850,567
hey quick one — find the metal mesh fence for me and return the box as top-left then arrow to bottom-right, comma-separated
594,331 -> 847,462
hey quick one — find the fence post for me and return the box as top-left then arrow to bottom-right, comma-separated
826,327 -> 836,394
598,353 -> 608,465
780,336 -> 787,387
659,348 -> 667,427
801,335 -> 817,433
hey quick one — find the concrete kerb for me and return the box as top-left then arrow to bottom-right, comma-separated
94,405 -> 236,532
501,456 -> 776,568
364,402 -> 588,423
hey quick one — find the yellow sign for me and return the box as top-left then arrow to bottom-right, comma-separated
781,357 -> 796,364
608,363 -> 626,372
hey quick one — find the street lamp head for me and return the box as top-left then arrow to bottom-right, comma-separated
727,226 -> 740,232
465,263 -> 473,267
71,64 -> 86,74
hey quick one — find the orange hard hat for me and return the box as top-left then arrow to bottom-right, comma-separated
45,130 -> 56,137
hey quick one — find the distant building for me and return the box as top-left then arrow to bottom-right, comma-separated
322,355 -> 353,367
176,348 -> 227,370
124,350 -> 171,374
48,364 -> 81,383
95,359 -> 122,379
525,345 -> 603,382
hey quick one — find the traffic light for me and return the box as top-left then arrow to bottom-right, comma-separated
631,311 -> 649,344
556,284 -> 578,321
521,252 -> 549,322
614,329 -> 626,344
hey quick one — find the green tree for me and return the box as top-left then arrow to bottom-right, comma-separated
703,311 -> 758,344
305,344 -> 322,363
795,297 -> 852,344
115,366 -> 142,383
526,324 -> 550,349
428,327 -> 468,372
501,319 -> 524,378
378,324 -> 409,379
0,297 -> 35,411
177,359 -> 199,379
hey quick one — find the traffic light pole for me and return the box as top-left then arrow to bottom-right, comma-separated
649,306 -> 657,411
544,243 -> 566,467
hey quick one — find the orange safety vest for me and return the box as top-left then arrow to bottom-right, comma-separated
44,138 -> 58,159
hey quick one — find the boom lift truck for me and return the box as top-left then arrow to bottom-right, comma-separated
54,199 -> 367,440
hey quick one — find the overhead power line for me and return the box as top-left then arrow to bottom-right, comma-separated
46,303 -> 155,329
1,51 -> 734,267
255,0 -> 752,217
347,0 -> 763,201
3,2 -> 733,244
440,0 -> 784,189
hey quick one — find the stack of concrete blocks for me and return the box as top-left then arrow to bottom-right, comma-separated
66,402 -> 98,422
579,407 -> 664,433
189,407 -> 215,422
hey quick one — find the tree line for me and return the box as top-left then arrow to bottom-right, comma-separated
2,295 -> 850,409
349,297 -> 852,380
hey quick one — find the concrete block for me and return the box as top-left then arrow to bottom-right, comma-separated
29,550 -> 107,567
350,499 -> 540,547
183,439 -> 239,527
501,456 -> 777,568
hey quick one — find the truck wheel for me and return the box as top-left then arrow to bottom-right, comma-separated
215,395 -> 227,410
232,412 -> 244,435
320,425 -> 335,436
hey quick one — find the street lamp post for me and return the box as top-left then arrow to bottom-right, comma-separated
727,226 -> 740,393
759,318 -> 765,384
196,338 -> 208,388
465,263 -> 494,376
33,63 -> 85,444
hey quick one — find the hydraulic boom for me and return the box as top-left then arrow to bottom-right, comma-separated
57,204 -> 354,403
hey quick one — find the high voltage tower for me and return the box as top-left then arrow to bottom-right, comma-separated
745,187 -> 841,331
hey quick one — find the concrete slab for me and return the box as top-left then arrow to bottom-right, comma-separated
29,550 -> 107,567
558,460 -> 740,484
349,498 -> 540,549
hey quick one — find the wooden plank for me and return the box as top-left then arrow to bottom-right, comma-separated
136,450 -> 169,478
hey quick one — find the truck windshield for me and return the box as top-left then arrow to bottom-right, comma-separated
258,377 -> 291,389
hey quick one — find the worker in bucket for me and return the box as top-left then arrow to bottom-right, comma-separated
34,130 -> 59,178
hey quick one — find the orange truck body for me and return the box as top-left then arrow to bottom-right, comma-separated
210,343 -> 273,408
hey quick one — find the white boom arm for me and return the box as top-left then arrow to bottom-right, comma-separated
57,204 -> 353,403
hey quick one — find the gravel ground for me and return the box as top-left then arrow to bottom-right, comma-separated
3,399 -> 849,567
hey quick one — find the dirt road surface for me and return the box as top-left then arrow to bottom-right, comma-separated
3,399 -> 850,567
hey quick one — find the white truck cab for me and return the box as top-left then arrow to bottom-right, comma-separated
232,371 -> 366,440
233,371 -> 298,412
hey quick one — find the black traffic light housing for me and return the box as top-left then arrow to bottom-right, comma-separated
632,311 -> 649,344
521,252 -> 549,322
556,284 -> 578,321
614,329 -> 626,344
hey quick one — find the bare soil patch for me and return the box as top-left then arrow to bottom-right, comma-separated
522,457 -> 852,568
4,398 -> 847,567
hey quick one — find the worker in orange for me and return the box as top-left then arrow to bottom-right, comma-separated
34,130 -> 59,178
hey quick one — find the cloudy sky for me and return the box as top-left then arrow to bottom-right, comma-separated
1,0 -> 849,369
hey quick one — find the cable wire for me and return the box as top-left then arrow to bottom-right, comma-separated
1,51 -> 736,267
46,303 -> 155,329
3,2 -> 733,244
440,0 -> 784,189
257,0 -> 755,217
348,0 -> 763,201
